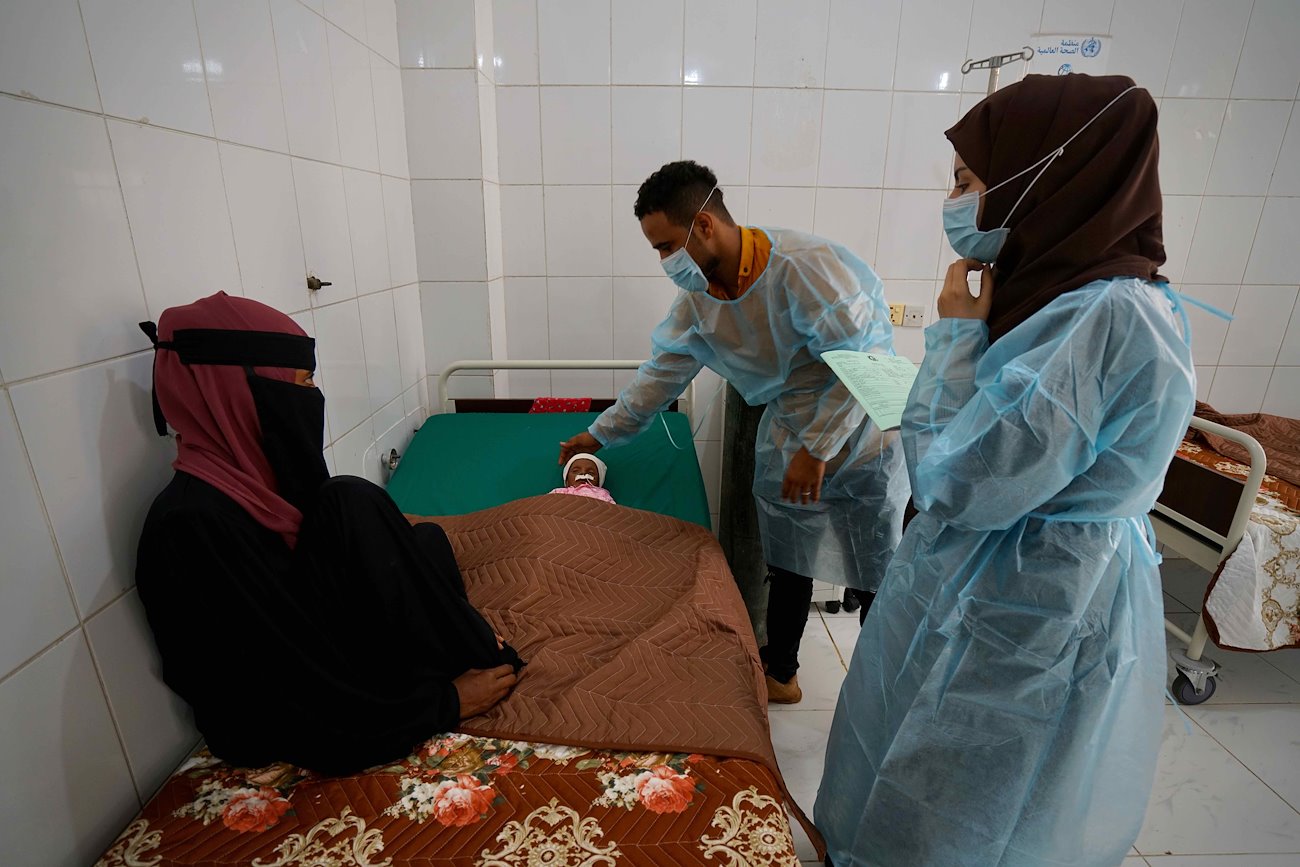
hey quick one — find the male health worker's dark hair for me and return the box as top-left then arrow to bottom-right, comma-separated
634,160 -> 734,227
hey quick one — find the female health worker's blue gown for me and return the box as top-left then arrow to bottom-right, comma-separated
816,277 -> 1196,866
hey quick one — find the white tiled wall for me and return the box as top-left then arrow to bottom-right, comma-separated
398,0 -> 507,403
481,0 -> 1300,462
0,1 -> 422,861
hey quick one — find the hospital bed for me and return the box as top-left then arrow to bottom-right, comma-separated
97,360 -> 810,866
1151,416 -> 1285,705
385,359 -> 710,527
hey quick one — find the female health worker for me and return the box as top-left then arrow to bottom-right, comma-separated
816,74 -> 1196,866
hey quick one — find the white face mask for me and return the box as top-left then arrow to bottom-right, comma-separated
660,186 -> 717,292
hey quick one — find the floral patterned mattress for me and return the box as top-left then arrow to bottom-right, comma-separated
96,733 -> 800,866
1174,439 -> 1300,651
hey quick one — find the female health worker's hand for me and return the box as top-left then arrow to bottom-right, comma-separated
939,258 -> 994,320
782,447 -> 827,505
558,431 -> 602,466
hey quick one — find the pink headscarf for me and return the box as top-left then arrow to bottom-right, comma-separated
154,292 -> 310,547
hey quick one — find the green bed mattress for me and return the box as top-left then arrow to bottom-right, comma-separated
386,411 -> 711,528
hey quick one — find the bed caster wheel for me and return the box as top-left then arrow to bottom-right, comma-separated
824,600 -> 842,614
1172,672 -> 1217,705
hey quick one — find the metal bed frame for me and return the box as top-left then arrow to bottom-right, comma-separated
435,359 -> 697,425
1149,416 -> 1267,704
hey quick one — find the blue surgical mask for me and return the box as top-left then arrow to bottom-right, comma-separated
943,192 -> 1010,262
661,186 -> 717,292
943,151 -> 1063,262
943,84 -> 1140,263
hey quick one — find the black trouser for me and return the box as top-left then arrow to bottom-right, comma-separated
849,587 -> 876,624
760,566 -> 813,683
760,566 -> 876,684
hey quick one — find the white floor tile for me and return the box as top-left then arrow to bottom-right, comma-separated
768,709 -> 831,805
823,614 -> 861,670
1136,706 -> 1300,856
1186,704 -> 1300,811
1260,649 -> 1300,684
790,818 -> 818,863
787,616 -> 846,711
1124,859 -> 1151,866
1160,559 -> 1211,611
1165,613 -> 1300,704
769,709 -> 832,862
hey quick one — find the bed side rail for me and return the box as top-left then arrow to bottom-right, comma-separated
436,359 -> 698,428
1151,416 -> 1267,559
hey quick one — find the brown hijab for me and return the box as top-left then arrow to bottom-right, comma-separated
945,74 -> 1166,343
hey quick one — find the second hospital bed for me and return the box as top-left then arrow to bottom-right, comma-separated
1151,413 -> 1300,704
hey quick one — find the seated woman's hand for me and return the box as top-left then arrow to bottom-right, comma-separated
454,665 -> 518,719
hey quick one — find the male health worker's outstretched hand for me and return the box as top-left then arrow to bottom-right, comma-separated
559,431 -> 602,466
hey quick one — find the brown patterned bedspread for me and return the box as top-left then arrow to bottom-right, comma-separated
99,494 -> 814,865
416,495 -> 817,847
1176,438 -> 1300,511
96,737 -> 799,866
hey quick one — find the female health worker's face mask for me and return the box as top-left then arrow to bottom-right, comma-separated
943,153 -> 1061,263
661,187 -> 717,292
943,84 -> 1139,263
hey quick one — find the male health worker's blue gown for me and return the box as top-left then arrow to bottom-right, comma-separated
816,277 -> 1196,866
590,228 -> 910,591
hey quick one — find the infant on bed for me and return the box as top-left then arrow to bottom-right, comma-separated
551,453 -> 616,504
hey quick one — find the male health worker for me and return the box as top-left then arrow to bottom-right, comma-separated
559,161 -> 910,703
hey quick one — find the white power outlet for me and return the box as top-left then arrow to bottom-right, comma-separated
903,305 -> 926,327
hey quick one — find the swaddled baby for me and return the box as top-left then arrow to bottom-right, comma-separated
550,453 -> 615,504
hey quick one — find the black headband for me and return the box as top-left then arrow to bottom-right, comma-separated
139,322 -> 317,436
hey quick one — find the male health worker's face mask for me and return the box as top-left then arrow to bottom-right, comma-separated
943,84 -> 1139,263
661,187 -> 717,292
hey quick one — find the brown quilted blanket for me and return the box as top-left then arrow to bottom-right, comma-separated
412,493 -> 821,851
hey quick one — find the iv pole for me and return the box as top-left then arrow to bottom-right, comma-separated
962,46 -> 1035,94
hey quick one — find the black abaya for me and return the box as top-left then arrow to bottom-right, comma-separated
136,473 -> 521,775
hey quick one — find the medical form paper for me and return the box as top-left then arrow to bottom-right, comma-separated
823,350 -> 919,431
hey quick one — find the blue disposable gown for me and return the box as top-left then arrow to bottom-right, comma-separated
590,228 -> 910,590
816,278 -> 1196,866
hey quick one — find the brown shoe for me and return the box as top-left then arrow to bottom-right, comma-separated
765,674 -> 803,704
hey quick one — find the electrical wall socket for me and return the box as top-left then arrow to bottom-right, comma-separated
903,305 -> 926,327
889,303 -> 905,326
